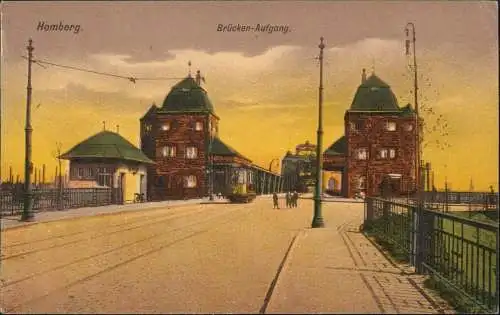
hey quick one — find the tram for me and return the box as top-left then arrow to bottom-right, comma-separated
226,167 -> 256,203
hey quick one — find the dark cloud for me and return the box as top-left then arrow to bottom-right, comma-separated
2,1 -> 496,61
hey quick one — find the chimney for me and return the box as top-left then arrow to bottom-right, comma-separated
362,68 -> 367,83
116,125 -> 120,133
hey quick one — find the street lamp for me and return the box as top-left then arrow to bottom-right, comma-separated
312,37 -> 325,228
21,39 -> 35,221
405,22 -> 422,202
207,120 -> 215,201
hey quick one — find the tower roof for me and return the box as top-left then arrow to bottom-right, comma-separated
209,136 -> 251,162
324,136 -> 346,156
349,74 -> 399,111
159,76 -> 215,114
60,130 -> 155,164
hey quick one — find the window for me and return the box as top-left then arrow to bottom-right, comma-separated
161,123 -> 170,131
97,167 -> 109,174
185,146 -> 198,159
144,124 -> 152,133
357,176 -> 366,189
162,146 -> 176,157
389,149 -> 396,159
87,168 -> 94,178
184,175 -> 197,188
195,121 -> 203,131
378,149 -> 388,159
405,123 -> 414,131
78,168 -> 84,178
386,122 -> 397,131
97,174 -> 112,187
350,120 -> 364,131
355,148 -> 368,160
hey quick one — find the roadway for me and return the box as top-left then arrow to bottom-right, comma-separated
0,196 -> 453,313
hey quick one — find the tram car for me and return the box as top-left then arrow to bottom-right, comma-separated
226,167 -> 256,203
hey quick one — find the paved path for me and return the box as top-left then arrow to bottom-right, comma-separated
0,196 -> 454,313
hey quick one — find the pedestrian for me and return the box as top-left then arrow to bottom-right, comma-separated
293,191 -> 299,207
285,191 -> 291,208
273,192 -> 280,209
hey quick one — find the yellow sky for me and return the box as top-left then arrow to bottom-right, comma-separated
1,2 -> 498,191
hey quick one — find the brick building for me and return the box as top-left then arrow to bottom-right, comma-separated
323,69 -> 418,197
140,70 -> 282,201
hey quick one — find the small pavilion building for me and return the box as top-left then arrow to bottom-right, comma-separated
60,129 -> 155,203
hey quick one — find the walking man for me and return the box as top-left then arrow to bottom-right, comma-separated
273,192 -> 280,209
293,191 -> 299,207
285,191 -> 291,208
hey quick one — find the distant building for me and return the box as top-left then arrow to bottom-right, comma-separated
140,70 -> 281,200
60,130 -> 155,203
281,140 -> 317,192
323,69 -> 417,197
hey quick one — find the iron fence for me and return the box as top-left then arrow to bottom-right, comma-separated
398,191 -> 498,213
0,188 -> 123,216
364,197 -> 499,313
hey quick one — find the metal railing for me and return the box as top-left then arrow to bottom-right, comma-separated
364,197 -> 499,313
1,188 -> 123,216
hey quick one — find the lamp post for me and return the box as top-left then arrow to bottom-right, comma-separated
21,39 -> 35,221
208,121 -> 214,201
405,22 -> 422,203
312,37 -> 325,228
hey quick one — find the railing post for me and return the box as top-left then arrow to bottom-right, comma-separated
415,206 -> 434,274
383,199 -> 391,219
364,197 -> 374,230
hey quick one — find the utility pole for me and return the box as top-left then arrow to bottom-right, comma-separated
405,23 -> 422,203
56,142 -> 63,208
312,37 -> 325,228
21,39 -> 35,221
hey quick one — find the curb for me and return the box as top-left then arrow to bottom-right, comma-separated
259,229 -> 304,313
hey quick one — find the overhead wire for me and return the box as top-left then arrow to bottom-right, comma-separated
23,56 -> 186,83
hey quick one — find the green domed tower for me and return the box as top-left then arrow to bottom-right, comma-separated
140,70 -> 220,201
323,69 -> 417,198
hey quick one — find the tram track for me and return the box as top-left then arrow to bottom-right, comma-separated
1,205 -> 215,260
3,202 -> 204,248
1,204 -> 231,280
2,203 -> 253,313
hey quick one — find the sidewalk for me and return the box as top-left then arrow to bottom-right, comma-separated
266,223 -> 455,314
0,198 -> 207,231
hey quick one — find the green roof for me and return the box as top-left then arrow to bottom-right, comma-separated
350,74 -> 400,111
209,137 -> 251,161
60,130 -> 155,164
324,136 -> 346,156
159,76 -> 215,114
399,103 -> 416,117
